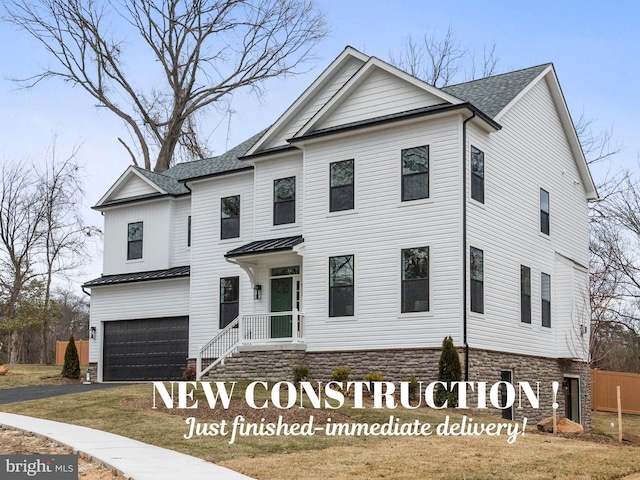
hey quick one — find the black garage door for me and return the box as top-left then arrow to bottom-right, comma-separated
103,317 -> 189,381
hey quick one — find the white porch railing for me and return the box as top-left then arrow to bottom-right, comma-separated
196,311 -> 304,380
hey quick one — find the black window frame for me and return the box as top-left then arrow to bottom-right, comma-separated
220,195 -> 240,240
273,177 -> 296,225
540,188 -> 550,235
470,247 -> 484,314
401,247 -> 430,313
541,272 -> 551,328
520,265 -> 531,324
329,159 -> 354,212
329,255 -> 354,317
127,221 -> 143,260
471,146 -> 485,203
401,145 -> 429,202
220,276 -> 239,329
187,215 -> 192,247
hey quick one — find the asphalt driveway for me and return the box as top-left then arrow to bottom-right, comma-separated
0,383 -> 127,405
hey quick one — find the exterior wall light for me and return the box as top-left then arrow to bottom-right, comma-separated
90,326 -> 97,339
254,284 -> 262,300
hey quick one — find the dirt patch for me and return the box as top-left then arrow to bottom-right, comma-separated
0,427 -> 124,479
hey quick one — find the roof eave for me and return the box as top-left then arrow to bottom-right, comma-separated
177,165 -> 254,184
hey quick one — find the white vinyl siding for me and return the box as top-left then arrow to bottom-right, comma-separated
110,175 -> 158,200
170,198 -> 191,267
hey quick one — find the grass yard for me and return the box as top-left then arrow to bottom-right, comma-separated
0,364 -> 89,388
0,379 -> 639,479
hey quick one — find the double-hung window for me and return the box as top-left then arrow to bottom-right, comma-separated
401,145 -> 429,201
540,188 -> 550,235
541,273 -> 551,327
127,221 -> 143,260
274,177 -> 296,225
520,265 -> 531,324
221,195 -> 240,239
401,247 -> 429,312
471,146 -> 485,203
329,255 -> 354,317
470,247 -> 484,314
330,160 -> 354,212
220,276 -> 239,329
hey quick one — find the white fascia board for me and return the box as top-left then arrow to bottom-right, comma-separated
245,46 -> 370,157
94,166 -> 168,207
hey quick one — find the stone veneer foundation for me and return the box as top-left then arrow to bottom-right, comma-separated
196,345 -> 591,431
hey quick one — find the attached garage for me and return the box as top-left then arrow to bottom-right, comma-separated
103,317 -> 189,381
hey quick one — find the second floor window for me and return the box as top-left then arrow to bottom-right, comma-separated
541,273 -> 551,327
329,255 -> 354,317
127,221 -> 143,260
274,177 -> 296,225
470,247 -> 484,314
402,247 -> 429,312
221,195 -> 240,239
401,145 -> 429,201
220,276 -> 239,329
471,146 -> 485,203
330,160 -> 354,212
540,188 -> 550,235
521,265 -> 531,324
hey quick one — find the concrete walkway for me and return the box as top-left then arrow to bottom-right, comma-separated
0,412 -> 253,480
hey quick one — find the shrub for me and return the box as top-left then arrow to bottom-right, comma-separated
364,371 -> 384,393
435,336 -> 462,407
61,335 -> 81,379
331,366 -> 351,382
292,364 -> 310,384
182,365 -> 197,381
401,375 -> 420,400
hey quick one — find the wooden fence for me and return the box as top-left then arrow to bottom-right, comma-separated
591,369 -> 640,414
55,340 -> 89,366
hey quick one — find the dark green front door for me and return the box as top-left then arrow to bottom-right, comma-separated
271,277 -> 293,338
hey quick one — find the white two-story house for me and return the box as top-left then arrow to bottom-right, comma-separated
84,46 -> 596,427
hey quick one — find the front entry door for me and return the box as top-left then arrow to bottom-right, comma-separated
271,277 -> 293,338
564,377 -> 581,423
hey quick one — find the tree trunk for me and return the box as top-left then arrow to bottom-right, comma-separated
154,120 -> 184,172
8,331 -> 20,364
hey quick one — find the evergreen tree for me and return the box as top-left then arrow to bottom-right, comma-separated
436,336 -> 462,407
61,335 -> 80,379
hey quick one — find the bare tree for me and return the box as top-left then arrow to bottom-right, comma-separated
4,0 -> 327,172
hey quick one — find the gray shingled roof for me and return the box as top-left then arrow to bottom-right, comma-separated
441,64 -> 550,119
83,265 -> 190,287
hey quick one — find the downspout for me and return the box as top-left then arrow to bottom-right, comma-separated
462,112 -> 475,382
81,286 -> 91,297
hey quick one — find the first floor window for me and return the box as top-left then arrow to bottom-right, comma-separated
471,146 -> 485,203
541,273 -> 551,327
540,188 -> 550,235
127,221 -> 143,260
330,160 -> 354,212
220,276 -> 239,328
221,195 -> 240,239
402,247 -> 429,312
520,265 -> 531,323
401,145 -> 429,201
274,177 -> 296,225
329,255 -> 354,317
470,247 -> 484,314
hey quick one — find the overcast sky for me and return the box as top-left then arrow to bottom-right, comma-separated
0,0 -> 638,289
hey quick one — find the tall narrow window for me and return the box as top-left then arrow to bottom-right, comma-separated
471,146 -> 485,203
402,247 -> 429,312
540,188 -> 550,235
221,195 -> 240,239
187,216 -> 192,247
541,273 -> 551,327
127,221 -> 143,260
330,160 -> 354,212
220,276 -> 239,328
520,265 -> 531,324
470,247 -> 484,314
329,255 -> 354,317
401,145 -> 429,201
274,177 -> 296,225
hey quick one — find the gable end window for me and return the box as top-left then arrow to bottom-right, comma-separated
520,265 -> 531,324
470,247 -> 484,314
541,273 -> 551,328
402,247 -> 429,312
220,276 -> 239,329
540,188 -> 550,235
221,195 -> 240,239
471,146 -> 485,203
329,255 -> 354,317
127,221 -> 143,260
274,177 -> 296,225
330,160 -> 354,212
401,145 -> 429,201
